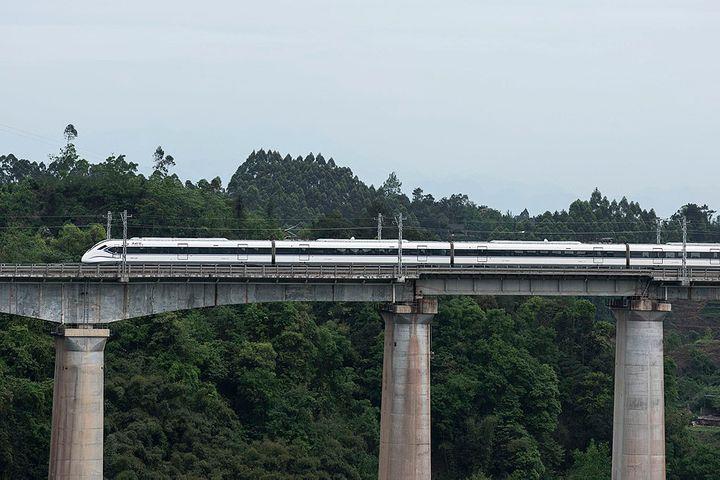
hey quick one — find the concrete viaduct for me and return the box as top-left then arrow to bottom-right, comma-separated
3,263 -> 720,480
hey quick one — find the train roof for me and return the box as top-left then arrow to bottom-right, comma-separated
488,240 -> 581,244
667,242 -> 720,246
128,237 -> 229,241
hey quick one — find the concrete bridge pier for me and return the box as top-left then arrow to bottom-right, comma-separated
611,299 -> 670,480
378,298 -> 437,480
48,327 -> 110,480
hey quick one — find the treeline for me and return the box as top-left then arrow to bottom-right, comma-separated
1,137 -> 720,479
3,146 -> 720,249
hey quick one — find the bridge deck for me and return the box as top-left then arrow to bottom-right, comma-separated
1,264 -> 719,323
1,263 -> 719,283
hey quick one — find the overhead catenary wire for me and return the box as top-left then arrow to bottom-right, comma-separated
0,209 -> 700,228
0,122 -> 110,163
2,206 -> 718,245
7,223 -> 700,237
119,223 -> 717,237
0,214 -> 108,219
0,224 -> 104,230
2,217 -> 718,241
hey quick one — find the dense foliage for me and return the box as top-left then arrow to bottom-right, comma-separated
1,139 -> 719,479
228,150 -> 373,221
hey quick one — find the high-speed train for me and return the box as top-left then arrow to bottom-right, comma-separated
81,237 -> 720,268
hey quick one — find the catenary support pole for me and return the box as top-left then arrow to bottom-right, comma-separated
395,214 -> 404,276
610,299 -> 670,480
681,216 -> 688,283
378,298 -> 437,480
48,327 -> 110,480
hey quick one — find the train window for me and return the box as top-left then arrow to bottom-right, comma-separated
690,252 -> 701,259
665,252 -> 676,258
641,252 -> 650,258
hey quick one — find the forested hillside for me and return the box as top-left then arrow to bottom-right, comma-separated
1,139 -> 719,479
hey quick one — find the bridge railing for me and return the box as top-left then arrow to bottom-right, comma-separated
0,263 -> 407,279
1,263 -> 720,282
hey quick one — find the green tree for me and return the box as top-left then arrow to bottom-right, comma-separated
566,440 -> 611,480
63,124 -> 78,144
152,146 -> 175,176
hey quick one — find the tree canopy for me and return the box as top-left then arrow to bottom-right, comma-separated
1,141 -> 720,479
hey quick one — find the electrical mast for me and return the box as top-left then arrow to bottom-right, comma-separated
121,210 -> 132,279
682,216 -> 688,281
395,213 -> 404,274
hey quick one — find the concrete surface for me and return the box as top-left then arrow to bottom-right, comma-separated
611,299 -> 670,480
48,328 -> 110,480
378,299 -> 437,480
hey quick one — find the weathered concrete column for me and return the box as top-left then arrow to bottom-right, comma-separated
48,327 -> 110,480
611,299 -> 670,480
378,298 -> 437,480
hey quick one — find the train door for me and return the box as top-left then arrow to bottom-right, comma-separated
177,243 -> 188,261
711,248 -> 720,265
417,245 -> 427,263
478,246 -> 488,263
653,247 -> 663,265
299,243 -> 310,262
593,246 -> 603,264
237,243 -> 248,261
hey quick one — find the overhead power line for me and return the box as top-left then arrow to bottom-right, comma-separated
0,214 -> 107,219
0,122 -> 109,163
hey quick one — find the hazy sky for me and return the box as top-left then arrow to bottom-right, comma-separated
1,0 -> 718,216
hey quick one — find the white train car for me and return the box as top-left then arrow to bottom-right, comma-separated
81,237 -> 720,269
451,241 -> 628,267
81,238 -> 453,265
628,243 -> 720,267
82,238 -> 273,264
273,239 -> 451,265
